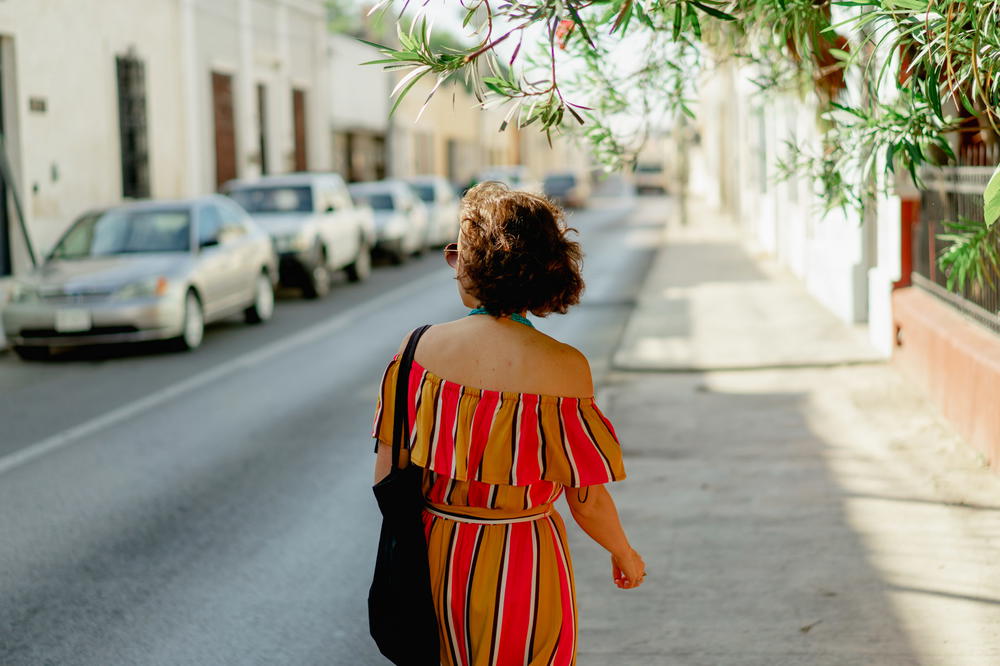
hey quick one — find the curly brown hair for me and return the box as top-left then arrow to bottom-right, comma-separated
457,181 -> 584,317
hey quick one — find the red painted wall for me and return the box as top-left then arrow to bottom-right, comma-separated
892,287 -> 1000,470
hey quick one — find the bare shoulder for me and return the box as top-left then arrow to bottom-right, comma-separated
395,324 -> 434,356
543,341 -> 594,397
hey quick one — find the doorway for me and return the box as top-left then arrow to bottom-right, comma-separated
212,72 -> 237,189
291,88 -> 307,172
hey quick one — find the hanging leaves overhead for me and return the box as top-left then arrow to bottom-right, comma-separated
361,0 -> 1000,288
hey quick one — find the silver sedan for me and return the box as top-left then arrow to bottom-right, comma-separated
2,196 -> 278,360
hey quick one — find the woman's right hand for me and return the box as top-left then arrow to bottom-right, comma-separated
611,547 -> 646,589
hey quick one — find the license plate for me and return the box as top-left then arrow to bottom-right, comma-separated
55,309 -> 91,332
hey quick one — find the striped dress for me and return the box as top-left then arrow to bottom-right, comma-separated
372,353 -> 626,666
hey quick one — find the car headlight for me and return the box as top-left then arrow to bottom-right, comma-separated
273,233 -> 310,253
115,276 -> 169,300
9,282 -> 40,303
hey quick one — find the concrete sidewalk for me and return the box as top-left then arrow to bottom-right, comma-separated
575,198 -> 1000,666
612,199 -> 882,371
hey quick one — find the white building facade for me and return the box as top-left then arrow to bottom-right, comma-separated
695,59 -> 904,356
0,0 -> 328,277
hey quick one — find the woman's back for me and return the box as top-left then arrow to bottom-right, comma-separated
411,316 -> 593,399
369,182 -> 643,666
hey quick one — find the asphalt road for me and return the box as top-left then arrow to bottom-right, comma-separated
0,196 -> 660,665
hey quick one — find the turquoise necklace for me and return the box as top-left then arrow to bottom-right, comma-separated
467,306 -> 534,329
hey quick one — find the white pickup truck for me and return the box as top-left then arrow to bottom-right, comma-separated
224,173 -> 376,298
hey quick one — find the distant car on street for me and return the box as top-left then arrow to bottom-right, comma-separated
473,166 -> 542,194
404,175 -> 460,246
543,170 -> 591,209
347,180 -> 429,264
2,196 -> 278,360
634,161 -> 668,195
224,173 -> 375,298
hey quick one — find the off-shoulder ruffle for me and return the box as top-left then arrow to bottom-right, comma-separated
371,355 -> 625,487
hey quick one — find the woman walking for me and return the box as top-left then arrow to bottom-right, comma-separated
372,182 -> 645,665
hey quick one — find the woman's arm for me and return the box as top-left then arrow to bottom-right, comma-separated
565,484 -> 646,589
374,442 -> 409,484
373,331 -> 419,484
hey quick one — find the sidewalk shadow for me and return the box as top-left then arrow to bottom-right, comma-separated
569,372 -> 927,666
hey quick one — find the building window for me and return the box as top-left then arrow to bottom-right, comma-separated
116,52 -> 150,199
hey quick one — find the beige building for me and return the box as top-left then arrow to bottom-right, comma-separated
389,73 -> 584,187
328,33 -> 391,182
0,0 -> 328,277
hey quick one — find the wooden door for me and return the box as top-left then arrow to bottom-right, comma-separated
256,83 -> 269,175
292,88 -> 307,172
212,72 -> 237,189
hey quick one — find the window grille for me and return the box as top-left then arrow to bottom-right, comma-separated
116,53 -> 150,199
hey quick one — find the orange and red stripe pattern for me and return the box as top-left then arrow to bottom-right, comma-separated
372,355 -> 626,665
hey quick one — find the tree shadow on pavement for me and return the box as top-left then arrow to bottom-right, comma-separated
568,371 -> 928,666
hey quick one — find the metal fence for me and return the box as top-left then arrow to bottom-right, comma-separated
914,166 -> 1000,334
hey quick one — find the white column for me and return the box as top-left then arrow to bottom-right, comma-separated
238,0 -> 258,178
180,0 -> 202,194
275,1 -> 292,172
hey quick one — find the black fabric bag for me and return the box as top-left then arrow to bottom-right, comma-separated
368,324 -> 440,665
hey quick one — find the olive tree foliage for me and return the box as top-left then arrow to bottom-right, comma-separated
364,0 -> 1000,291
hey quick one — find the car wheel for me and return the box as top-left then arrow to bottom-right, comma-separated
387,241 -> 406,266
302,248 -> 331,299
345,236 -> 371,283
12,345 -> 50,361
174,290 -> 205,351
244,271 -> 275,323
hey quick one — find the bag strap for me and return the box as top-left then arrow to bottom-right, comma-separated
392,324 -> 432,470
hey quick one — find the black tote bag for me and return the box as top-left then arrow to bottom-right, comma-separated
368,324 -> 440,665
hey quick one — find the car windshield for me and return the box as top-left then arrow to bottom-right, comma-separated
355,192 -> 395,210
411,184 -> 435,203
228,185 -> 313,213
49,209 -> 191,259
545,175 -> 575,189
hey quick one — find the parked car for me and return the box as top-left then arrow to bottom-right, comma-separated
634,161 -> 668,194
404,175 -> 460,246
473,165 -> 542,194
543,170 -> 591,209
2,196 -> 278,360
347,180 -> 429,264
224,173 -> 375,298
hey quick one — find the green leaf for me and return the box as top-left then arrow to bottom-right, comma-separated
926,64 -> 943,119
687,5 -> 702,39
672,3 -> 683,41
389,68 -> 431,118
887,0 -> 928,10
690,1 -> 736,20
611,0 -> 633,34
984,163 -> 1000,227
566,3 -> 596,49
827,48 -> 851,62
